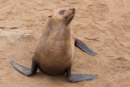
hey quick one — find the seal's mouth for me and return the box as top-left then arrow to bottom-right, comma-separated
72,12 -> 75,14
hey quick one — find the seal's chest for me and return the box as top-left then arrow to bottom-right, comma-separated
44,36 -> 71,52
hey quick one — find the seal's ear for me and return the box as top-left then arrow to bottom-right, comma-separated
48,15 -> 52,18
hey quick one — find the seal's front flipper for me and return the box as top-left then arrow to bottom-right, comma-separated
10,59 -> 37,76
67,66 -> 98,82
75,39 -> 97,56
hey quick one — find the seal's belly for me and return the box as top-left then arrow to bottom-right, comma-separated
33,39 -> 74,75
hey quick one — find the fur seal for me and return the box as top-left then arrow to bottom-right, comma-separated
10,8 -> 98,82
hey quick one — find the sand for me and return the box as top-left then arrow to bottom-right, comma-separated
0,0 -> 130,87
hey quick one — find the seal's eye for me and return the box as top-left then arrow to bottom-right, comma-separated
59,10 -> 65,14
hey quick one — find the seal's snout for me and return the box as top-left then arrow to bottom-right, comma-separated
73,8 -> 75,11
72,8 -> 75,14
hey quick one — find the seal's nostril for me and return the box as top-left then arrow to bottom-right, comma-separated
73,8 -> 75,11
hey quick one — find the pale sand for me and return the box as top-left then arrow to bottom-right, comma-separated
0,0 -> 130,87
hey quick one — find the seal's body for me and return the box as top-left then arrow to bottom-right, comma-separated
10,8 -> 98,82
34,24 -> 74,75
33,8 -> 75,75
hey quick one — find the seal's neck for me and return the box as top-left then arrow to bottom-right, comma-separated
46,18 -> 70,31
43,19 -> 71,39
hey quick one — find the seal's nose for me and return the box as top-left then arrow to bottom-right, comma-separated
73,8 -> 75,11
72,8 -> 75,14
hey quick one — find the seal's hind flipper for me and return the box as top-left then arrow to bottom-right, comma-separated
10,59 -> 37,76
67,66 -> 98,82
68,74 -> 98,82
75,39 -> 97,56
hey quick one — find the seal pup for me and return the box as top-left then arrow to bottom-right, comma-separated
10,8 -> 98,82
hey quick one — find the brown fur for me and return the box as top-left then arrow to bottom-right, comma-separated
33,8 -> 75,75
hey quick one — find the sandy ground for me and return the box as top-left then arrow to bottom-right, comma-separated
0,0 -> 130,87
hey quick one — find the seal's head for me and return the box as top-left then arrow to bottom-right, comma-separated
48,8 -> 75,25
